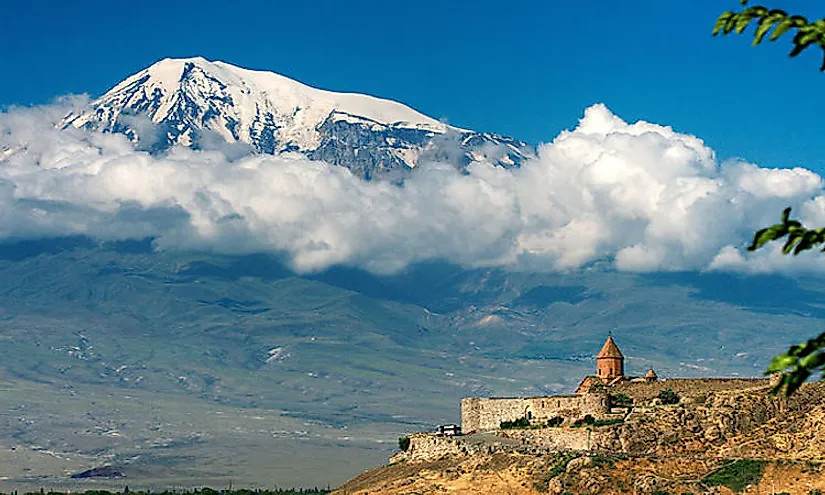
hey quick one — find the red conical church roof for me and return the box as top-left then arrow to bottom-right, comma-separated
596,335 -> 624,359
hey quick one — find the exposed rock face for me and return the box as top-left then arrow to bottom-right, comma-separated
593,386 -> 811,457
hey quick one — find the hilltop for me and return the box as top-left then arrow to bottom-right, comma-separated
336,453 -> 825,494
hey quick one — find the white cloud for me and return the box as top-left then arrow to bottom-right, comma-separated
1,100 -> 823,274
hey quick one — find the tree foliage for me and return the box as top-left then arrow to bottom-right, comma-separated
500,417 -> 531,429
716,2 -> 824,395
713,0 -> 825,70
609,392 -> 633,408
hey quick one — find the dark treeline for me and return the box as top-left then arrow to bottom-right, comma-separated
3,489 -> 331,495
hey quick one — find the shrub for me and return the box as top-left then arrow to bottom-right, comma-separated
500,417 -> 531,429
610,392 -> 634,407
571,415 -> 595,427
702,459 -> 766,492
547,416 -> 564,427
398,436 -> 410,452
657,388 -> 681,405
810,490 -> 823,495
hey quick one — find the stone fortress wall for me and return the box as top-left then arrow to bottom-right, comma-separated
399,429 -> 597,462
611,377 -> 771,401
461,393 -> 609,433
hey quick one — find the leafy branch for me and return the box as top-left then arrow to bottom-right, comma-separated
748,207 -> 825,255
748,208 -> 825,394
713,0 -> 825,70
767,332 -> 825,395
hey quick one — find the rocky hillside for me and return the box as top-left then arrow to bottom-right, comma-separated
335,453 -> 825,494
334,382 -> 825,494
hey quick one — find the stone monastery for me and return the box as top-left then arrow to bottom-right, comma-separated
461,336 -> 764,434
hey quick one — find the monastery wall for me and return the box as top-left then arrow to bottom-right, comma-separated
612,377 -> 771,402
402,430 -> 594,462
498,428 -> 596,451
461,394 -> 609,433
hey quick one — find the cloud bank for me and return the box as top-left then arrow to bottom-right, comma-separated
1,99 -> 823,274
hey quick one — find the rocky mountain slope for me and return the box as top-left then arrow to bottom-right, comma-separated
63,57 -> 533,179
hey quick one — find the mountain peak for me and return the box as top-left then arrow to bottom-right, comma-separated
64,58 -> 532,179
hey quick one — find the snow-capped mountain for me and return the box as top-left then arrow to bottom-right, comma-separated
64,57 -> 533,179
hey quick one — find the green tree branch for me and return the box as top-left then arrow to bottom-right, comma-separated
713,0 -> 825,70
746,208 -> 825,395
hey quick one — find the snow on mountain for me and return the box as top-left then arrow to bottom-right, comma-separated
64,57 -> 533,179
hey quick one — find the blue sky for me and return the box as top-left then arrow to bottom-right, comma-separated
1,0 -> 822,172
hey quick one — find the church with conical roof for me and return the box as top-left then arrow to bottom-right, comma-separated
575,335 -> 657,393
597,335 -> 624,380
